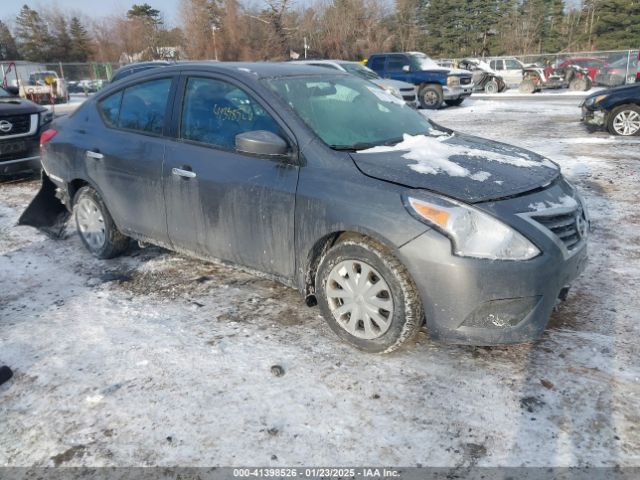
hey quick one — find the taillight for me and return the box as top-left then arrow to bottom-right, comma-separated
40,129 -> 57,148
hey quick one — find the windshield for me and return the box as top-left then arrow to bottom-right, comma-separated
265,75 -> 433,149
342,63 -> 380,80
409,53 -> 444,71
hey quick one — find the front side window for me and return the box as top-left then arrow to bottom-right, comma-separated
117,78 -> 172,134
180,77 -> 282,150
98,91 -> 123,127
505,59 -> 522,70
266,75 -> 432,149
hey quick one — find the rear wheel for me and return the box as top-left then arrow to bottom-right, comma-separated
315,235 -> 424,353
607,105 -> 640,136
445,98 -> 465,107
419,84 -> 443,109
484,80 -> 499,94
74,186 -> 129,259
519,79 -> 536,94
569,77 -> 588,91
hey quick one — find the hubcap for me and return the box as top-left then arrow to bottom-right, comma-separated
423,90 -> 438,106
76,197 -> 106,251
613,110 -> 640,136
325,260 -> 394,340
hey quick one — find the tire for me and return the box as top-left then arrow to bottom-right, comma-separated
419,84 -> 443,109
519,79 -> 536,94
74,186 -> 129,259
445,98 -> 464,107
484,80 -> 499,94
606,104 -> 640,136
315,235 -> 424,353
569,77 -> 588,91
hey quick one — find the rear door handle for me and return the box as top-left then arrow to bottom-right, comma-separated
172,167 -> 196,179
86,150 -> 103,160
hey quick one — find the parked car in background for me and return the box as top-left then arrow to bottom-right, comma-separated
292,60 -> 417,106
581,82 -> 640,136
23,62 -> 588,352
21,71 -> 69,104
595,54 -> 639,87
488,57 -> 525,88
367,52 -> 473,109
549,57 -> 605,82
0,85 -> 52,176
458,58 -> 506,93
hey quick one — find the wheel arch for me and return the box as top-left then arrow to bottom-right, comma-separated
302,228 -> 401,306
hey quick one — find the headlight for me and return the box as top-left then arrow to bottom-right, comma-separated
39,110 -> 53,127
406,195 -> 540,261
594,94 -> 607,104
384,86 -> 402,99
447,76 -> 460,86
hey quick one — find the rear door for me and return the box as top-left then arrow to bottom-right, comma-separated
84,75 -> 177,244
162,73 -> 299,278
504,59 -> 524,86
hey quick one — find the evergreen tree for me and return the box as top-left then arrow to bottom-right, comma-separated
14,5 -> 54,62
69,17 -> 92,61
49,15 -> 72,61
0,21 -> 21,60
593,0 -> 640,50
127,3 -> 162,25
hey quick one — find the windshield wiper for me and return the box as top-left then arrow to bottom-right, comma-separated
330,137 -> 403,152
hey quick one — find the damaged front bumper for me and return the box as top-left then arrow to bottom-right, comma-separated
581,105 -> 606,127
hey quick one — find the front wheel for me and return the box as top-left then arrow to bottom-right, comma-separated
315,235 -> 424,353
569,77 -> 589,91
607,105 -> 640,136
419,84 -> 443,109
74,186 -> 129,258
484,80 -> 499,94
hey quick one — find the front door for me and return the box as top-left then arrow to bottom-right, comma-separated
163,75 -> 299,279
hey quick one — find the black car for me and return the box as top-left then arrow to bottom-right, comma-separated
0,86 -> 53,176
582,83 -> 640,136
22,62 -> 588,353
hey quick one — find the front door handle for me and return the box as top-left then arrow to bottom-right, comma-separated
172,167 -> 196,179
86,150 -> 103,160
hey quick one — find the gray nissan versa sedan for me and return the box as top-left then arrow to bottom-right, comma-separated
23,62 -> 589,353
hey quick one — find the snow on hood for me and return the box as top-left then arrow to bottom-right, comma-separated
528,195 -> 578,212
350,130 -> 561,203
358,133 -> 556,181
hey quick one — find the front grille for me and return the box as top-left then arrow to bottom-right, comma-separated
531,208 -> 587,251
460,77 -> 472,85
0,114 -> 31,136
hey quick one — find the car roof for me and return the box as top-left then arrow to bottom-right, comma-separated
149,61 -> 351,79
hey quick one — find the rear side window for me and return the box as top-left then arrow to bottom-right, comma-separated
98,91 -> 122,127
387,55 -> 409,72
118,78 -> 172,134
180,77 -> 282,151
369,57 -> 385,71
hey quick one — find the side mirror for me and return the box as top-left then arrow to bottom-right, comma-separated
236,130 -> 289,157
402,65 -> 411,72
5,86 -> 19,96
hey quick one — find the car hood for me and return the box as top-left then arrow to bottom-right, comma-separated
370,79 -> 415,90
349,129 -> 560,203
589,82 -> 640,99
0,96 -> 44,115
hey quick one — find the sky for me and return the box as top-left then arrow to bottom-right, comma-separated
3,0 -> 183,26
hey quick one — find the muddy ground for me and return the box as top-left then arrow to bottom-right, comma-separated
0,97 -> 639,467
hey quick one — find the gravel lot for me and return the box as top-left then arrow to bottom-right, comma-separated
1,96 -> 639,468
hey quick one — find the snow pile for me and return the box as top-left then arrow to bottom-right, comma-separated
358,133 -> 554,180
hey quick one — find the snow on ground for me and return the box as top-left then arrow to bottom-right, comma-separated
1,97 -> 639,468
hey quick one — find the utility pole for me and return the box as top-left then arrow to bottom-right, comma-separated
304,36 -> 308,59
211,25 -> 219,61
